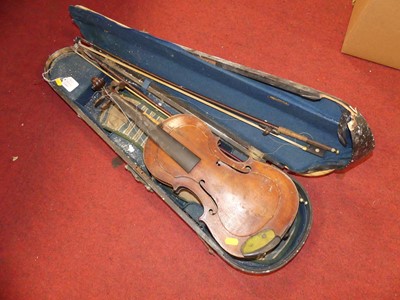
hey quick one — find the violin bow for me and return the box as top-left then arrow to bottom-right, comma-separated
74,38 -> 339,157
74,48 -> 252,165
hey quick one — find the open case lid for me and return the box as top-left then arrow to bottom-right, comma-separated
68,6 -> 374,176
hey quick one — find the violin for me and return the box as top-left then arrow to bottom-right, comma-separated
106,85 -> 299,258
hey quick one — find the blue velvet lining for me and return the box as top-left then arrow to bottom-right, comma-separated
69,6 -> 353,173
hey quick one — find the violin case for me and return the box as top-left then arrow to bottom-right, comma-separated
43,6 -> 374,274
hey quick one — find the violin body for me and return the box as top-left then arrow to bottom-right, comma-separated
143,114 -> 299,258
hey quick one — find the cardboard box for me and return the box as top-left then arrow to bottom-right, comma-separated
342,0 -> 400,69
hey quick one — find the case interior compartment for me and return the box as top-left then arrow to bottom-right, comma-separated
45,49 -> 312,273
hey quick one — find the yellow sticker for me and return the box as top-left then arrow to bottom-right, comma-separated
225,237 -> 239,246
241,229 -> 276,255
55,78 -> 63,86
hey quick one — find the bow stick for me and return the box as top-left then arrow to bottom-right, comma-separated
74,38 -> 339,157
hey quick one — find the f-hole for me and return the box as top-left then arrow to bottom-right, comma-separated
199,180 -> 218,215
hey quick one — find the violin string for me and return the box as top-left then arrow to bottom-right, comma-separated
102,89 -> 134,127
81,46 -> 170,118
299,131 -> 314,140
265,138 -> 296,155
42,66 -> 59,83
266,144 -> 291,155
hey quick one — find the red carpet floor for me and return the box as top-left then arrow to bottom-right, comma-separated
1,1 -> 399,299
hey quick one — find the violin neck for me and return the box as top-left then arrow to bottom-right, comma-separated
109,91 -> 200,173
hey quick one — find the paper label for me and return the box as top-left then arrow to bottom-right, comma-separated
61,77 -> 79,92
